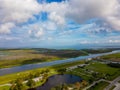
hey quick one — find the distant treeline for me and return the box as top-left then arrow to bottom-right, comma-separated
108,63 -> 120,68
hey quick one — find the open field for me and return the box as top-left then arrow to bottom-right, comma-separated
0,60 -> 86,90
0,49 -> 88,68
0,49 -> 120,90
0,60 -> 85,85
66,62 -> 120,81
0,60 -> 120,90
101,53 -> 120,62
0,48 -> 116,69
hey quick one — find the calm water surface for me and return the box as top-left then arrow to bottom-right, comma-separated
36,74 -> 82,90
0,50 -> 120,76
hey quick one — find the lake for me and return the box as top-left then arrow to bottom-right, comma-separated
36,74 -> 82,90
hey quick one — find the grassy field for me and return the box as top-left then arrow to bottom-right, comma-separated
0,48 -> 116,69
0,49 -> 120,90
87,81 -> 109,90
101,53 -> 120,62
85,62 -> 120,80
0,49 -> 88,68
0,60 -> 87,90
0,60 -> 119,90
0,60 -> 85,84
85,62 -> 119,75
66,62 -> 120,81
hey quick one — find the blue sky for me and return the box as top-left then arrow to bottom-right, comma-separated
0,0 -> 120,48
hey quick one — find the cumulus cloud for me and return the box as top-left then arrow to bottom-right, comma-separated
0,0 -> 41,34
28,25 -> 44,39
0,0 -> 41,23
0,22 -> 15,34
1,0 -> 120,46
67,0 -> 120,30
48,12 -> 65,26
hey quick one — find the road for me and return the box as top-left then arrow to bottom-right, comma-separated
83,79 -> 111,90
104,76 -> 120,90
83,76 -> 120,90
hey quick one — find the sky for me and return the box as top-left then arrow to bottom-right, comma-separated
0,0 -> 120,48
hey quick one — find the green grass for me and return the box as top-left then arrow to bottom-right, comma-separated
0,60 -> 85,85
0,60 -> 86,90
0,49 -> 88,69
0,57 -> 63,69
101,53 -> 120,62
0,60 -> 119,90
87,81 -> 109,90
0,86 -> 10,90
85,62 -> 120,80
102,53 -> 120,59
85,62 -> 119,74
66,62 -> 120,82
0,68 -> 58,90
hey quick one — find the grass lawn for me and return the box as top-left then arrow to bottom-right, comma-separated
84,62 -> 120,80
66,61 -> 120,83
0,86 -> 10,90
0,60 -> 85,85
0,60 -> 86,90
87,81 -> 109,90
66,68 -> 93,81
101,53 -> 120,62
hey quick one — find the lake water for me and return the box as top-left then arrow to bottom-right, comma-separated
0,50 -> 120,76
36,74 -> 82,90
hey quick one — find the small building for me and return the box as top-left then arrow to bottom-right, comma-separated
78,64 -> 87,68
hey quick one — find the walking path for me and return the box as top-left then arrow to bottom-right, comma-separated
83,76 -> 120,90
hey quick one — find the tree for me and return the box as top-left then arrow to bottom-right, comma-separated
10,79 -> 26,90
75,82 -> 81,90
26,78 -> 36,88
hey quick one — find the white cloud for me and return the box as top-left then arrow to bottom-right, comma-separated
29,27 -> 44,39
48,12 -> 65,26
0,0 -> 41,23
0,0 -> 42,34
109,40 -> 120,43
0,22 -> 15,34
0,0 -> 120,45
67,0 -> 120,30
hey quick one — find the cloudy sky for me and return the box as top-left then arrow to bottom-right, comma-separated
0,0 -> 120,48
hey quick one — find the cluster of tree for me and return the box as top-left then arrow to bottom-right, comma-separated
10,75 -> 36,90
10,79 -> 26,90
108,63 -> 120,68
51,80 -> 88,90
10,69 -> 50,90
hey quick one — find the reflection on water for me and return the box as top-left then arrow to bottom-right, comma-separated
36,74 -> 82,90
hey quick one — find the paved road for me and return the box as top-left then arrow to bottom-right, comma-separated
114,83 -> 120,90
104,76 -> 120,90
83,79 -> 111,90
83,76 -> 120,90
